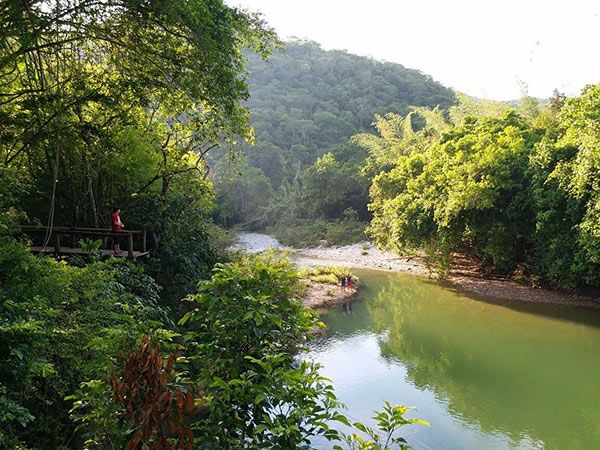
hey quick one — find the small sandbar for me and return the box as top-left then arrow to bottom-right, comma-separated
302,281 -> 358,310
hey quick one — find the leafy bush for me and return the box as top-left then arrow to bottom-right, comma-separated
357,85 -> 600,289
299,266 -> 359,286
336,402 -> 429,450
207,223 -> 236,253
0,237 -> 170,449
179,252 -> 344,448
126,176 -> 219,306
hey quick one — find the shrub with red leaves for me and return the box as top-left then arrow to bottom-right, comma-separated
111,338 -> 195,450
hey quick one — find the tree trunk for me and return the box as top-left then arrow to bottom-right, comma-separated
86,159 -> 99,228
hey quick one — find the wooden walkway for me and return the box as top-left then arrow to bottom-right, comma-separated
30,246 -> 149,259
21,225 -> 149,260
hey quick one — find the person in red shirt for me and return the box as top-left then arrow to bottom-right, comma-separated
111,207 -> 125,255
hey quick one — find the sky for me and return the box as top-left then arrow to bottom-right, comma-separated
226,0 -> 600,100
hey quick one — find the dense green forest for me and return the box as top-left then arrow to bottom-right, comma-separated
357,86 -> 600,290
213,40 -> 599,291
0,1 -> 422,449
1,1 -> 599,448
212,40 -> 456,239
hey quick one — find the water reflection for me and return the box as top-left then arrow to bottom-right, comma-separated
309,271 -> 600,450
341,298 -> 354,315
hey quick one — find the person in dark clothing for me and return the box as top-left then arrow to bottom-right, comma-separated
340,274 -> 346,291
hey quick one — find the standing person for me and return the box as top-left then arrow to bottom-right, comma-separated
340,274 -> 346,291
346,274 -> 353,289
111,207 -> 125,255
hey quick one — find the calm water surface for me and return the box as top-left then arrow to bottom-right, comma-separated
306,270 -> 600,450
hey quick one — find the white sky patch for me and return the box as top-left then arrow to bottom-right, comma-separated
227,0 -> 600,100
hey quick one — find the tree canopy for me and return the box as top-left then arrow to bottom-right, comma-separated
1,0 -> 277,298
213,40 -> 456,228
358,84 -> 600,288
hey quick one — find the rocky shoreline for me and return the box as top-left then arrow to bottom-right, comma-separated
293,241 -> 600,309
294,241 -> 426,274
234,233 -> 600,309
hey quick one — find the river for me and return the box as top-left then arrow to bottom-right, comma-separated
306,270 -> 600,450
232,232 -> 600,449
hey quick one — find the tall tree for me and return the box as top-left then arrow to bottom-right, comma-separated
1,0 -> 276,225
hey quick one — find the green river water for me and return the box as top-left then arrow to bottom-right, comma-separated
306,270 -> 600,450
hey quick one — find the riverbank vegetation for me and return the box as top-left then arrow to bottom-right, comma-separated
358,86 -> 600,290
299,266 -> 359,286
299,266 -> 359,310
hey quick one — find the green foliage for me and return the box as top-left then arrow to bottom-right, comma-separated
67,379 -> 124,450
529,84 -> 600,288
127,171 -> 218,303
256,143 -> 370,247
300,150 -> 371,220
448,92 -> 511,124
206,223 -> 236,254
0,237 -> 170,449
67,254 -> 422,449
214,162 -> 275,228
352,107 -> 450,169
299,266 -> 359,286
0,167 -> 29,236
213,40 -> 455,228
335,402 -> 429,450
71,238 -> 104,264
358,84 -> 600,289
179,253 -> 342,448
366,111 -> 535,270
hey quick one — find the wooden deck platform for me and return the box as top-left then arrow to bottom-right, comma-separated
30,246 -> 149,260
22,225 -> 149,261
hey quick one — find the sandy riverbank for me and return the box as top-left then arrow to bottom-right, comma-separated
296,242 -> 600,308
301,281 -> 357,310
233,233 -> 600,309
294,241 -> 427,275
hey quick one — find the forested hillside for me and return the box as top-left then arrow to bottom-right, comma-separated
213,40 -> 455,228
245,41 -> 455,168
2,1 -> 599,447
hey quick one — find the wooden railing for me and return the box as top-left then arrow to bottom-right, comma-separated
20,225 -> 148,260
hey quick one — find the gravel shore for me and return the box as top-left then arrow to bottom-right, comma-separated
234,232 -> 600,308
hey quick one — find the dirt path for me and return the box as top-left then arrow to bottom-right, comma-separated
233,232 -> 600,308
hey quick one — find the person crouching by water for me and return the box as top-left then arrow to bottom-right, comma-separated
340,274 -> 346,291
111,207 -> 125,255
